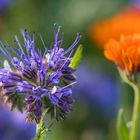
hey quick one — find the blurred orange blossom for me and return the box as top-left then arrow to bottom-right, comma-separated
104,34 -> 140,74
89,7 -> 140,49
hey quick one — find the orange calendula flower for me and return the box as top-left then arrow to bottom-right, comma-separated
89,7 -> 140,48
104,34 -> 140,74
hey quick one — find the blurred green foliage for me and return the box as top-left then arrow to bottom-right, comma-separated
0,0 -> 133,140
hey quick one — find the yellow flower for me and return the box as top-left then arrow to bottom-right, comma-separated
104,34 -> 140,74
89,8 -> 140,48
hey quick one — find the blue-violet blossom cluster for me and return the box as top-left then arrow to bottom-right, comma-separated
0,25 -> 81,123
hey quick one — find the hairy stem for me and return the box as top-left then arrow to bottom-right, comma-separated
32,110 -> 49,140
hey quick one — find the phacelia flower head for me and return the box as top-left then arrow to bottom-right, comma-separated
104,34 -> 140,75
0,25 -> 81,123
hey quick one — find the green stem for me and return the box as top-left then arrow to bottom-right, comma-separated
118,69 -> 140,140
33,123 -> 44,140
32,110 -> 48,140
130,84 -> 140,140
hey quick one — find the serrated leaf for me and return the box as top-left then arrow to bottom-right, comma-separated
69,44 -> 83,68
117,109 -> 129,140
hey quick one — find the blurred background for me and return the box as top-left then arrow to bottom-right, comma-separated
0,0 -> 138,140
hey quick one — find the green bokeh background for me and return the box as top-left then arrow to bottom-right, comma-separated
0,0 -> 135,140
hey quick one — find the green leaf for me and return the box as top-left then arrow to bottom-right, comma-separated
117,109 -> 129,140
69,44 -> 83,68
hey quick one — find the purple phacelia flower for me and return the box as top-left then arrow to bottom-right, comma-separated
0,25 -> 81,123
